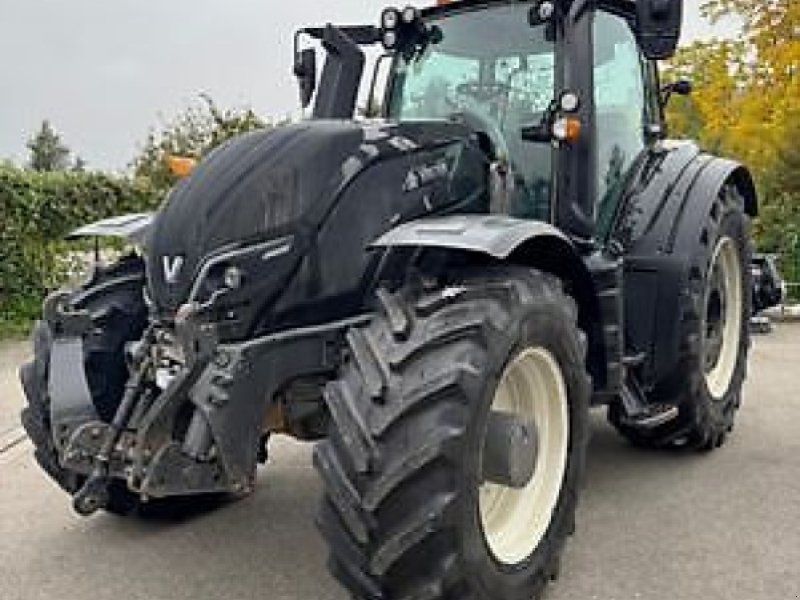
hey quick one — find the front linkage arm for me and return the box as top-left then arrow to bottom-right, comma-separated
71,327 -> 155,516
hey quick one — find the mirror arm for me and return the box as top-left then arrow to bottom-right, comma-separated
660,80 -> 692,110
301,25 -> 381,45
660,88 -> 673,110
521,124 -> 553,143
521,98 -> 560,143
567,0 -> 591,21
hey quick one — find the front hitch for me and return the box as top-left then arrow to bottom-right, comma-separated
72,329 -> 154,516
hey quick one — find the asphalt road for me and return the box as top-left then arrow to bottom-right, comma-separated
1,326 -> 799,600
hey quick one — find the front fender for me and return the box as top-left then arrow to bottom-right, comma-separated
371,215 -> 571,258
66,212 -> 155,246
372,215 -> 614,396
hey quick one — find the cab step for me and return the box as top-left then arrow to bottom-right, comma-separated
618,373 -> 679,430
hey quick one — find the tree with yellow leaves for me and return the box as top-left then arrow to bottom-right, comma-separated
666,1 -> 800,289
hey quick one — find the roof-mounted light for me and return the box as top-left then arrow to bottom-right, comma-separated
381,7 -> 401,30
402,6 -> 420,24
382,30 -> 398,49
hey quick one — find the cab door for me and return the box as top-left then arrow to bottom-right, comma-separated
592,9 -> 663,239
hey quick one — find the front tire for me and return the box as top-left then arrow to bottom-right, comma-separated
20,255 -> 147,515
315,268 -> 590,600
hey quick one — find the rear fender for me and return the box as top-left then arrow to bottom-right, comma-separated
670,159 -> 757,261
623,150 -> 759,388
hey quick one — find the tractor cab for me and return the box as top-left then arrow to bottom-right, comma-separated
296,0 -> 684,241
384,3 -> 558,221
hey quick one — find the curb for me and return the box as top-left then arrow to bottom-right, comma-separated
764,307 -> 800,323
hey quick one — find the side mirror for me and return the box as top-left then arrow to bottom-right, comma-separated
661,79 -> 692,108
294,48 -> 317,109
637,0 -> 683,60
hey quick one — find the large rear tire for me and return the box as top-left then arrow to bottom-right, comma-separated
610,184 -> 752,450
20,255 -> 148,515
315,268 -> 590,600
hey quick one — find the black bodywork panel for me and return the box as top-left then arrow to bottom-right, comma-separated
146,120 -> 490,340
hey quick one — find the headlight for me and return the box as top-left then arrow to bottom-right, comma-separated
188,236 -> 293,305
224,266 -> 244,290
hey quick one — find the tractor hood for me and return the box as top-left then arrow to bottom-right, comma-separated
145,120 -> 482,316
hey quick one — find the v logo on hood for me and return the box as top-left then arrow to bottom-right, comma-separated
162,255 -> 185,285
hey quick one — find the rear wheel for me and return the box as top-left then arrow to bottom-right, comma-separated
20,255 -> 147,515
315,268 -> 590,600
610,185 -> 752,450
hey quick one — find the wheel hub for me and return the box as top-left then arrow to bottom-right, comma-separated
482,411 -> 539,489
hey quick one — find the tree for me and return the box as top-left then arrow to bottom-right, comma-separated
132,94 -> 269,191
665,40 -> 748,157
664,1 -> 800,282
666,1 -> 800,172
26,120 -> 71,172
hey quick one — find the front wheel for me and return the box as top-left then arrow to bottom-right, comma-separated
20,255 -> 148,515
314,268 -> 590,600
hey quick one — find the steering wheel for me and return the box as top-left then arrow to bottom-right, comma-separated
449,106 -> 511,163
456,82 -> 513,104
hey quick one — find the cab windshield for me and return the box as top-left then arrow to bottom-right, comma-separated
387,3 -> 556,220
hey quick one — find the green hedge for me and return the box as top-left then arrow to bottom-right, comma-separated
0,165 -> 161,337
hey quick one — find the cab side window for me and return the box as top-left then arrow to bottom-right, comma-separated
593,11 -> 648,233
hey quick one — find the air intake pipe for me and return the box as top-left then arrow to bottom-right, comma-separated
312,25 -> 365,120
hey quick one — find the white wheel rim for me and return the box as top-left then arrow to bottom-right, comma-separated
478,347 -> 569,565
703,237 -> 743,399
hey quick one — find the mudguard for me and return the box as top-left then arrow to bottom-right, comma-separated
372,214 -> 614,396
371,214 -> 572,258
620,142 -> 758,388
66,212 -> 154,246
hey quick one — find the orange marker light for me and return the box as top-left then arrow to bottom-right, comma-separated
166,155 -> 197,179
552,117 -> 582,143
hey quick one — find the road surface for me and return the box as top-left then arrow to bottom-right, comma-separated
1,326 -> 799,600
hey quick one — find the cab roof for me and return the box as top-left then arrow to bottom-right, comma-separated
421,0 -> 637,20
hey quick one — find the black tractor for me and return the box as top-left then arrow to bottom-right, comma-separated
21,1 -> 757,599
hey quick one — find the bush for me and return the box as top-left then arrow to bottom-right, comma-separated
0,165 -> 160,336
132,95 -> 268,193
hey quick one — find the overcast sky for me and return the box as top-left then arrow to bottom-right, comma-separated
0,1 -> 735,171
